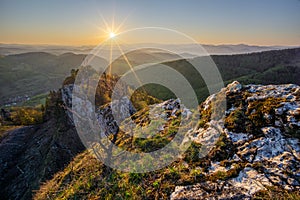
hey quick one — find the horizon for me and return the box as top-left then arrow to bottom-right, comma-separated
1,42 -> 299,48
1,0 -> 300,46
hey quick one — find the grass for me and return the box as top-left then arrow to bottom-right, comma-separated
34,148 -> 208,200
22,93 -> 48,107
253,186 -> 300,200
34,147 -> 300,200
39,90 -> 299,199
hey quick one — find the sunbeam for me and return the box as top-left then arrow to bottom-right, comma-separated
113,40 -> 144,89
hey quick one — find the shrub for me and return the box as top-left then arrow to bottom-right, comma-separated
10,107 -> 44,125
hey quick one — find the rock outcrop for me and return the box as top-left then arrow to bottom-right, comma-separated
61,80 -> 300,199
31,80 -> 300,200
171,81 -> 300,199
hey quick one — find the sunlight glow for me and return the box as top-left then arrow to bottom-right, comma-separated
109,32 -> 116,38
95,14 -> 128,41
114,40 -> 144,88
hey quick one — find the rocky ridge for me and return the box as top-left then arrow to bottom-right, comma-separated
171,81 -> 300,199
59,80 -> 300,199
32,80 -> 300,199
60,80 -> 300,199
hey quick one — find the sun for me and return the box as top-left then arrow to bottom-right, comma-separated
109,32 -> 116,38
94,15 -> 128,41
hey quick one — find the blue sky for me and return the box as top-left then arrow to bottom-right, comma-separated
0,0 -> 299,45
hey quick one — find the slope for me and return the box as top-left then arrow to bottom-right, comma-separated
34,81 -> 300,199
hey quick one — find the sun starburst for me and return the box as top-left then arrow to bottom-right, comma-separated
89,14 -> 143,89
109,32 -> 116,39
97,15 -> 127,40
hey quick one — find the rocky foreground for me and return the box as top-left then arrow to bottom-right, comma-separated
170,81 -> 300,199
1,80 -> 299,199
58,80 -> 300,199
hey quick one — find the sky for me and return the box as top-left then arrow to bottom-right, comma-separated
0,0 -> 299,46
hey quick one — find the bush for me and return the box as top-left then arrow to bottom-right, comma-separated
10,107 -> 44,125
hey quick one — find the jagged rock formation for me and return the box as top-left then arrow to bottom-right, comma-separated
96,96 -> 136,137
59,80 -> 300,199
171,81 -> 300,199
0,72 -> 126,200
3,75 -> 299,200
32,81 -> 300,199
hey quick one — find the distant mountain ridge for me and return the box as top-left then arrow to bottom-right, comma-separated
140,47 -> 300,102
0,43 -> 298,56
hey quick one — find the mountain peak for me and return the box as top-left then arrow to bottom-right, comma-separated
32,81 -> 300,199
172,81 -> 300,199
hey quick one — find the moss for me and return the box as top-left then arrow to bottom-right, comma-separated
207,133 -> 235,162
207,171 -> 228,182
197,119 -> 207,129
226,162 -> 245,178
130,89 -> 161,111
224,97 -> 287,138
133,135 -> 169,152
253,186 -> 300,200
207,162 -> 245,182
152,180 -> 160,188
190,168 -> 202,178
183,142 -> 203,163
247,97 -> 285,127
128,173 -> 144,184
225,108 -> 247,132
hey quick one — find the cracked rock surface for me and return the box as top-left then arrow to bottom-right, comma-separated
171,81 -> 300,199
